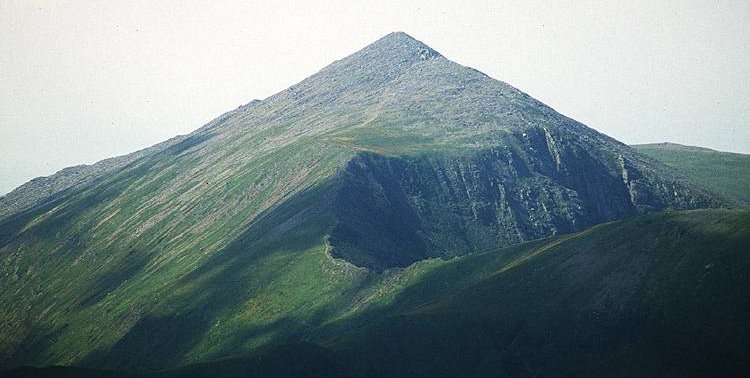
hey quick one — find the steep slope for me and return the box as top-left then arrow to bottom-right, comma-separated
5,209 -> 750,377
633,142 -> 750,205
0,32 -> 721,370
3,342 -> 353,378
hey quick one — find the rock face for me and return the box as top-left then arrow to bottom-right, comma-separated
0,32 -> 721,369
329,127 -> 715,269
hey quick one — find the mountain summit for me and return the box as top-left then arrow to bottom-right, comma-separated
355,31 -> 442,61
0,33 -> 721,370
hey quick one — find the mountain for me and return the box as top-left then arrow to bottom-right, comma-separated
4,208 -> 750,377
0,32 -> 725,373
633,142 -> 750,205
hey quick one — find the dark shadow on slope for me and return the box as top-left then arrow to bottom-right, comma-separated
329,154 -> 430,270
0,365 -> 143,378
3,342 -> 354,378
155,342 -> 354,378
1,325 -> 69,369
313,209 -> 750,378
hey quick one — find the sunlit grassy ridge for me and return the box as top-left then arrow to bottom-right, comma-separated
634,142 -> 750,205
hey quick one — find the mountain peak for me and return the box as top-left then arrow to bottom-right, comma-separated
377,31 -> 427,45
363,31 -> 441,61
267,31 -> 446,108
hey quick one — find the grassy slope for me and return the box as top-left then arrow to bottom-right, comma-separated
0,120 -> 361,368
4,208 -> 749,377
633,143 -> 750,205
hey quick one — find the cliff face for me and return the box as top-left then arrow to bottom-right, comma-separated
329,125 -> 716,270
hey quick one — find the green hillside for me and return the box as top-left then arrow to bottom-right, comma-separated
633,142 -> 750,205
320,208 -> 750,377
5,209 -> 750,377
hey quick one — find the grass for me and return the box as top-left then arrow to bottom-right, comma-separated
634,143 -> 750,205
3,208 -> 749,377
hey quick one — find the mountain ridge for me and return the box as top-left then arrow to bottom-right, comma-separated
633,142 -> 750,205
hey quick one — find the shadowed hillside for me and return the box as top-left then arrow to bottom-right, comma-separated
4,209 -> 749,377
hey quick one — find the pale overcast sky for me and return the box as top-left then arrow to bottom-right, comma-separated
1,0 -> 748,194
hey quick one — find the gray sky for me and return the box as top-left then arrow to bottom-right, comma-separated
1,0 -> 748,195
